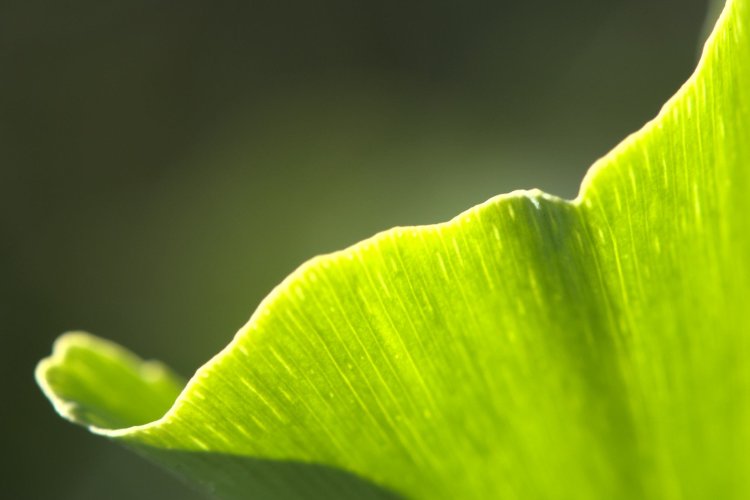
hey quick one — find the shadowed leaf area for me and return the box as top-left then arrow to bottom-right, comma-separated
36,0 -> 750,498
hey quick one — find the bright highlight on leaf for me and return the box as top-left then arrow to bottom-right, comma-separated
37,1 -> 750,498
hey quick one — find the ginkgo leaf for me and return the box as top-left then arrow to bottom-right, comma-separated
36,0 -> 750,498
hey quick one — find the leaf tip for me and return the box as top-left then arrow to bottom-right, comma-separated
36,332 -> 184,434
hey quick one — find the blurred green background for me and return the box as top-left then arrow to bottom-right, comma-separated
1,0 -> 712,498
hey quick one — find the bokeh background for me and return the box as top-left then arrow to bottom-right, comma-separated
2,0 -> 715,497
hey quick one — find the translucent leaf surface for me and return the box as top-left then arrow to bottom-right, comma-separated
37,1 -> 750,498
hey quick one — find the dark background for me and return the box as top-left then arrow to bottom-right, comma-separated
1,0 -> 713,498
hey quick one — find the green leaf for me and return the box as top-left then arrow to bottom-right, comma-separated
36,1 -> 750,498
